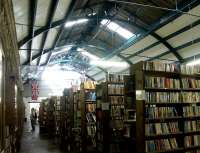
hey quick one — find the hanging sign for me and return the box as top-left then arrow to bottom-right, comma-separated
31,81 -> 39,101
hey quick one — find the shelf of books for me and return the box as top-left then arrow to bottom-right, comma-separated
80,81 -> 97,152
39,99 -> 48,132
123,75 -> 136,152
55,97 -> 61,138
72,91 -> 82,153
131,61 -> 200,153
96,83 -> 110,153
107,74 -> 125,153
47,97 -> 56,137
60,88 -> 74,151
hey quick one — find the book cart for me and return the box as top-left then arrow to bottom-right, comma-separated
131,61 -> 200,153
80,81 -> 97,153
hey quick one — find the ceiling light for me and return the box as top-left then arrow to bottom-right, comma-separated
101,19 -> 135,39
90,60 -> 129,68
65,18 -> 88,28
186,59 -> 200,66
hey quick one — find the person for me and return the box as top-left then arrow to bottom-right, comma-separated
30,108 -> 37,131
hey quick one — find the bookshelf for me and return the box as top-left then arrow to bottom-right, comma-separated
39,99 -> 48,132
47,97 -> 56,137
55,97 -> 61,138
96,83 -> 110,153
123,75 -> 136,152
131,61 -> 200,153
72,91 -> 82,153
60,88 -> 74,151
80,81 -> 97,152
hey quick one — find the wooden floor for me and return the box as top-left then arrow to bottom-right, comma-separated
20,121 -> 63,153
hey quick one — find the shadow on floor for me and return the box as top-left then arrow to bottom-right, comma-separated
20,121 -> 64,153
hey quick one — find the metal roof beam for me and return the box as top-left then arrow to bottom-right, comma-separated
126,19 -> 200,59
147,37 -> 200,62
44,0 -> 77,65
27,0 -> 37,65
104,0 -> 200,59
37,0 -> 59,65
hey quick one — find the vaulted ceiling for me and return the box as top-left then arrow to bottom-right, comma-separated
12,0 -> 200,81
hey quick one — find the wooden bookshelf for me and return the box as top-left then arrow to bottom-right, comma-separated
80,82 -> 97,152
131,61 -> 200,153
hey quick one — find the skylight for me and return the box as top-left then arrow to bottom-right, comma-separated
65,18 -> 89,28
101,19 -> 135,39
77,48 -> 100,60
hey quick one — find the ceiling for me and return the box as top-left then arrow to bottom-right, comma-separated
12,0 -> 200,81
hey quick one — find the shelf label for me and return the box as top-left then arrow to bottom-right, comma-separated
102,102 -> 109,110
136,90 -> 145,100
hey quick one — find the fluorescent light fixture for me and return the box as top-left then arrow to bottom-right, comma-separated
65,18 -> 88,28
186,59 -> 200,66
101,19 -> 135,39
78,48 -> 100,60
90,60 -> 129,68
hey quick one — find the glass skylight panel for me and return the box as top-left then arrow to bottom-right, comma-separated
101,19 -> 135,39
117,27 -> 136,39
65,18 -> 88,28
101,19 -> 110,25
107,22 -> 120,31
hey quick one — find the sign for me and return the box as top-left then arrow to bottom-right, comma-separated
31,81 -> 39,101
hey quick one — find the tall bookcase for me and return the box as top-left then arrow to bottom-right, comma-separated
60,89 -> 74,151
72,91 -> 82,153
124,75 -> 136,152
80,81 -> 96,152
96,74 -> 128,153
131,61 -> 200,153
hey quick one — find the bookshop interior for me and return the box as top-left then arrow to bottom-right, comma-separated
1,0 -> 200,153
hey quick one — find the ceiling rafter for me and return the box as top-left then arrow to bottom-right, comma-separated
103,0 -> 200,60
126,19 -> 200,59
27,0 -> 38,65
117,6 -> 183,61
44,0 -> 79,65
36,0 -> 59,66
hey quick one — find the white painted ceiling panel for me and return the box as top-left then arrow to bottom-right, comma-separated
129,56 -> 149,64
40,53 -> 49,65
167,25 -> 200,48
93,72 -> 106,81
32,33 -> 44,49
31,58 -> 38,66
19,51 -> 27,64
106,67 -> 127,73
15,25 -> 29,42
140,44 -> 168,58
177,42 -> 200,59
109,56 -> 123,61
12,0 -> 29,41
156,5 -> 200,37
19,44 -> 28,64
53,0 -> 71,22
121,35 -> 158,55
87,68 -> 101,76
152,53 -> 178,63
44,28 -> 59,49
35,0 -> 51,27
